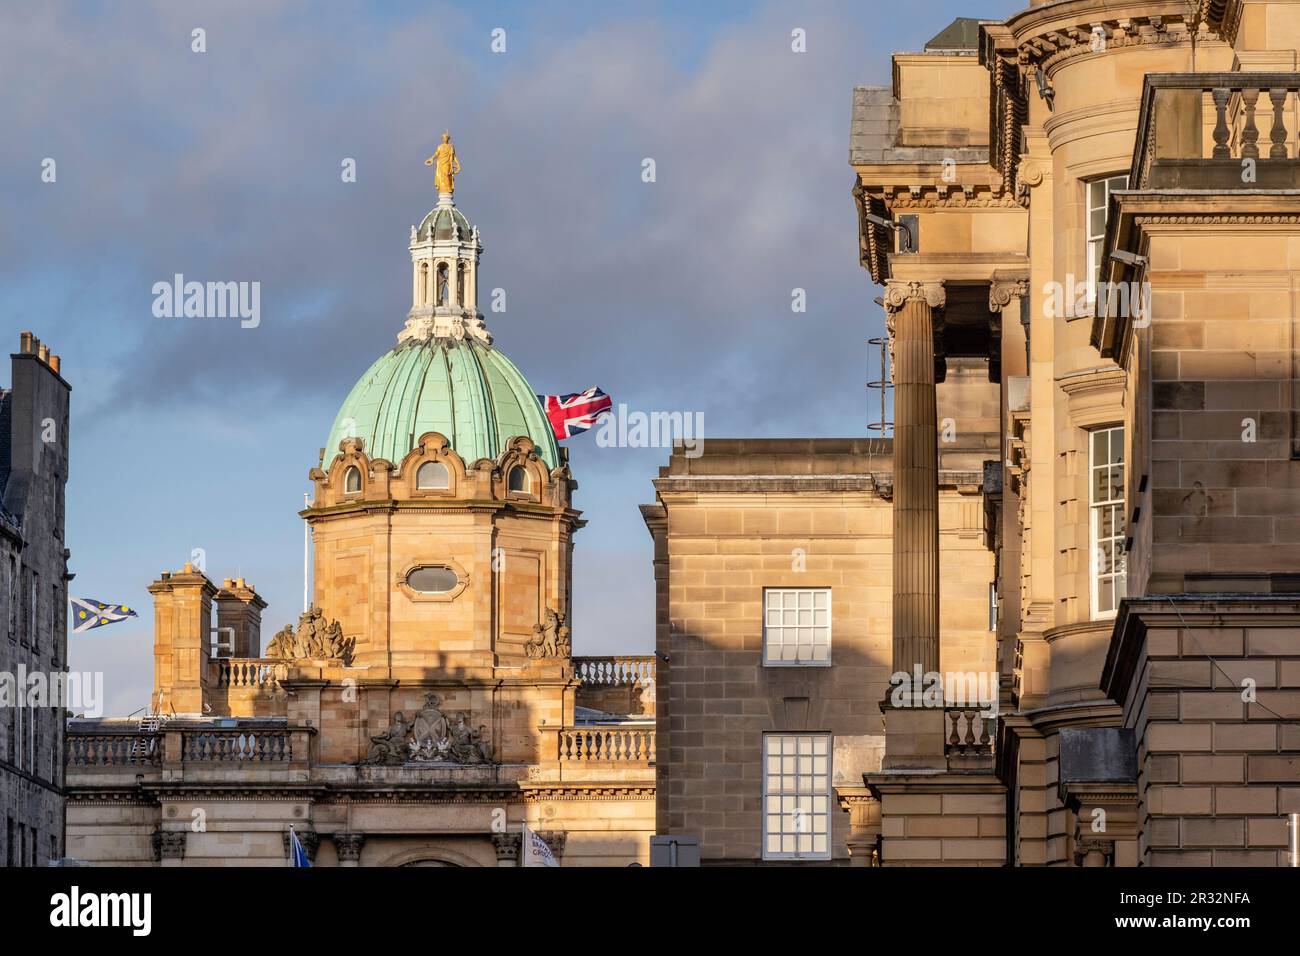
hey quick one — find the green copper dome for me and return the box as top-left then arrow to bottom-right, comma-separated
325,338 -> 559,470
418,205 -> 473,241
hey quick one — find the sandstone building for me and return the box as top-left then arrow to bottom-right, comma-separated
647,0 -> 1300,865
64,173 -> 655,867
1,333 -> 72,867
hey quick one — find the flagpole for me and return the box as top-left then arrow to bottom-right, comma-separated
303,493 -> 310,613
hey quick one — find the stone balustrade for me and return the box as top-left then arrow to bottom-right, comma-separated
66,733 -> 160,766
1134,73 -> 1300,189
945,708 -> 994,757
183,729 -> 293,762
557,725 -> 655,763
67,726 -> 298,767
573,655 -> 656,719
214,658 -> 287,689
573,655 -> 654,688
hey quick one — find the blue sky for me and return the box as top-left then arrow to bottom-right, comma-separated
1,0 -> 1022,715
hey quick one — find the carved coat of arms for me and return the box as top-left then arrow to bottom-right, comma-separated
364,693 -> 492,765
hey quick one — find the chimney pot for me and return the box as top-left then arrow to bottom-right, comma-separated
37,344 -> 49,363
49,355 -> 61,374
183,561 -> 194,574
19,331 -> 33,353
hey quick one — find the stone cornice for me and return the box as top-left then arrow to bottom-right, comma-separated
69,780 -> 655,805
1019,700 -> 1123,735
863,771 -> 1005,800
1043,617 -> 1115,646
881,183 -> 1023,210
517,784 -> 655,801
1203,0 -> 1242,46
1004,2 -> 1219,72
653,475 -> 886,495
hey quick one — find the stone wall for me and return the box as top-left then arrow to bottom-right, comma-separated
1105,598 -> 1300,866
0,333 -> 71,866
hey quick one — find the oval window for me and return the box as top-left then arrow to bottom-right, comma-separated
416,461 -> 449,489
507,467 -> 529,493
406,566 -> 459,594
344,466 -> 362,494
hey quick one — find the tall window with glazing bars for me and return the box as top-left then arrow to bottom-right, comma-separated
1090,425 -> 1126,617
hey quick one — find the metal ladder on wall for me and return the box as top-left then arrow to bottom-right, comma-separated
130,691 -> 170,760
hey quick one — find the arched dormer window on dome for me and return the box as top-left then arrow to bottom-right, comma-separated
344,466 -> 363,495
416,460 -> 450,490
507,466 -> 530,495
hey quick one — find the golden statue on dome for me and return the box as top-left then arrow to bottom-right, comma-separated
425,130 -> 461,196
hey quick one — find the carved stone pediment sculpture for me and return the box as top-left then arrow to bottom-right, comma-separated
364,693 -> 493,766
525,608 -> 571,659
265,606 -> 354,665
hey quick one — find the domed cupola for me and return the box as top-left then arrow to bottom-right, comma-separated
324,134 -> 560,469
403,190 -> 489,347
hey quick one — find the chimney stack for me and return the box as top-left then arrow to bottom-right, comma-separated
215,577 -> 268,658
149,564 -> 218,716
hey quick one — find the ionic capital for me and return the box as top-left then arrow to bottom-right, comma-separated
988,273 -> 1030,312
883,280 -> 945,314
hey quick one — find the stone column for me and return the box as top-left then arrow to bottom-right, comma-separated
333,832 -> 365,867
883,280 -> 945,681
837,789 -> 882,867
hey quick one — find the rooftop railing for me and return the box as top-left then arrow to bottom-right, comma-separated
67,725 -> 305,768
572,655 -> 654,689
557,725 -> 655,764
1133,73 -> 1300,189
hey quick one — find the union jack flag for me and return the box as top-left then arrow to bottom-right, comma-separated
537,386 -> 612,440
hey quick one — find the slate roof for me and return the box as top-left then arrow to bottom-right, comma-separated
924,17 -> 985,52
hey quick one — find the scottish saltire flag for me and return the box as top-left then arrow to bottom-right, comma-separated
288,826 -> 311,868
70,598 -> 138,634
521,823 -> 559,868
537,386 -> 612,440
